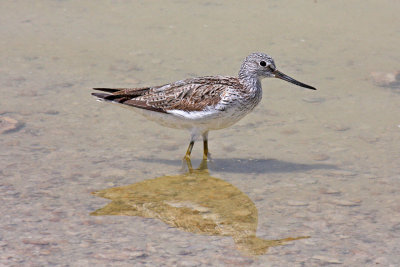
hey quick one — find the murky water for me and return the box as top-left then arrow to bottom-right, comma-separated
1,0 -> 400,266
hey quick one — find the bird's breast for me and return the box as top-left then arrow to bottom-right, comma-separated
219,86 -> 262,114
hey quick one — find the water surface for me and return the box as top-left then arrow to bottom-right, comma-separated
1,0 -> 400,265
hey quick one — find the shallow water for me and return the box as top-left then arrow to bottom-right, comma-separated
1,0 -> 400,266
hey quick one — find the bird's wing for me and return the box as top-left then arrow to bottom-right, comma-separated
92,76 -> 241,113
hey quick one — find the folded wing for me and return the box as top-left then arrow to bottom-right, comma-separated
92,76 -> 241,113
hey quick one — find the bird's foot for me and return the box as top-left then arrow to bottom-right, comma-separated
181,155 -> 193,172
202,152 -> 213,161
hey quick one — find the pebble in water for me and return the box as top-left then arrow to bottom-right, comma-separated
370,71 -> 400,89
0,116 -> 24,134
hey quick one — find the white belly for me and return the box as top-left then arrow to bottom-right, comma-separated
126,104 -> 252,134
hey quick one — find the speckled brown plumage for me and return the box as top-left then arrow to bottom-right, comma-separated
93,76 -> 243,113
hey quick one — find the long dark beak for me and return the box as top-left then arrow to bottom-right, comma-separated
274,70 -> 316,90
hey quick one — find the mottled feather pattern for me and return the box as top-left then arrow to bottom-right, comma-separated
95,76 -> 247,113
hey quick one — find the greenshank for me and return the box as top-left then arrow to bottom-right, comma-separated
92,52 -> 316,160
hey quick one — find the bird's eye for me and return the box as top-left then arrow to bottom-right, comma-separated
260,61 -> 266,67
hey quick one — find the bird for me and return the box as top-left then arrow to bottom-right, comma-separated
92,52 -> 316,160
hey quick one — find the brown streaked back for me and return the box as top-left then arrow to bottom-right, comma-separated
92,76 -> 242,113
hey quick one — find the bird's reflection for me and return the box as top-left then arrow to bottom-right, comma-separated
91,159 -> 308,255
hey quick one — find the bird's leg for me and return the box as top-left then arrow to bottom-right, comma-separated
203,140 -> 208,159
202,131 -> 211,160
198,158 -> 209,171
180,144 -> 194,172
181,141 -> 195,172
185,156 -> 194,172
184,140 -> 195,161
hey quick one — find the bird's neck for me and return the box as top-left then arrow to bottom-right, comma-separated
239,75 -> 262,95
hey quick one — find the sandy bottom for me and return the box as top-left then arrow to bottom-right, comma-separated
1,0 -> 400,266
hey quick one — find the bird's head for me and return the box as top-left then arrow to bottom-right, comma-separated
239,52 -> 316,90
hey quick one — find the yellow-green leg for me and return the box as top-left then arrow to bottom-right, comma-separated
203,139 -> 209,160
184,140 -> 194,160
202,131 -> 210,160
182,141 -> 195,172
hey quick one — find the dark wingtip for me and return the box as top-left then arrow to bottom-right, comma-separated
91,92 -> 110,99
93,88 -> 120,93
91,92 -> 126,102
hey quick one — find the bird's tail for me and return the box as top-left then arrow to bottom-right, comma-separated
91,92 -> 110,101
91,87 -> 151,102
91,88 -> 122,101
93,88 -> 121,93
